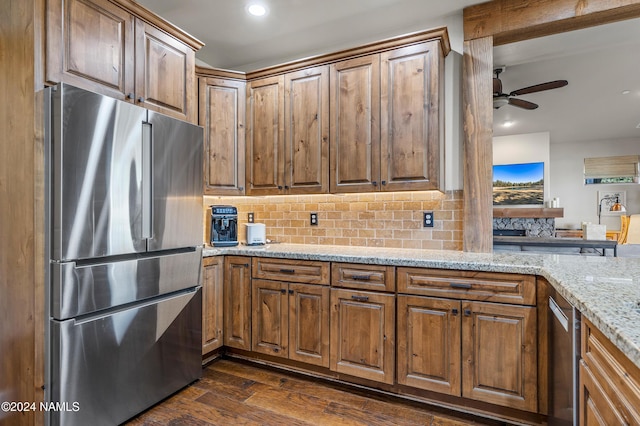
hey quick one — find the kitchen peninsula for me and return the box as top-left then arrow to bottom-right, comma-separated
202,243 -> 640,425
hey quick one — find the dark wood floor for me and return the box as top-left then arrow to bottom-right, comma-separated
126,358 -> 508,426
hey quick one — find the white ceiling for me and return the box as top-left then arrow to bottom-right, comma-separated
135,0 -> 481,70
137,0 -> 640,145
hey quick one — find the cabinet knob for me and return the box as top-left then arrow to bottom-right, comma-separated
280,289 -> 287,294
464,309 -> 472,316
238,187 -> 244,191
278,185 -> 283,190
372,181 -> 378,187
452,308 -> 459,316
288,289 -> 294,295
127,93 -> 134,99
138,96 -> 145,103
284,185 -> 289,190
381,180 -> 387,185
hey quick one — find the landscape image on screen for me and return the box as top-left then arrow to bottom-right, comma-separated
493,162 -> 544,205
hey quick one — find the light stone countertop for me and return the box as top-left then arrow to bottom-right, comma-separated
203,243 -> 640,369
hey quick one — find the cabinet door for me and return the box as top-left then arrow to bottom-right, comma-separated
330,55 -> 380,193
199,77 -> 246,195
462,301 -> 538,412
252,279 -> 288,358
202,257 -> 223,355
397,295 -> 461,396
284,66 -> 329,194
380,41 -> 443,191
135,19 -> 196,123
330,289 -> 394,384
223,256 -> 252,350
246,75 -> 285,195
580,361 -> 628,425
289,283 -> 330,367
46,0 -> 135,100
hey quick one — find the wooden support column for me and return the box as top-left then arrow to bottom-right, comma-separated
462,37 -> 493,253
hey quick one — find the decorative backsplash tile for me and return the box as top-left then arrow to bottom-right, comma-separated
203,190 -> 463,250
493,217 -> 556,237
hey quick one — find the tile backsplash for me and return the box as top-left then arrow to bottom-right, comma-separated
203,190 -> 463,250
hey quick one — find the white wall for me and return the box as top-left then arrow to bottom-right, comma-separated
551,137 -> 640,230
493,132 -> 551,203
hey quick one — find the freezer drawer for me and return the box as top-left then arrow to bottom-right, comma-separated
51,248 -> 202,320
49,287 -> 202,426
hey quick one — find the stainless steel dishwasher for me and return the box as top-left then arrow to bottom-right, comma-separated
548,283 -> 581,426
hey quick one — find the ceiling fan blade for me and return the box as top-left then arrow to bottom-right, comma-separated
493,78 -> 502,95
509,98 -> 538,110
509,80 -> 568,96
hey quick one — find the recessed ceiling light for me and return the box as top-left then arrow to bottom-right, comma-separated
247,4 -> 267,16
622,90 -> 631,95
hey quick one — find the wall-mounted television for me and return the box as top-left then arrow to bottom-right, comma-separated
493,162 -> 544,205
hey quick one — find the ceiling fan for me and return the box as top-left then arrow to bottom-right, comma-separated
493,67 -> 568,110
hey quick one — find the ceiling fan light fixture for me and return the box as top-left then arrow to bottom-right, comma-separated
493,96 -> 509,109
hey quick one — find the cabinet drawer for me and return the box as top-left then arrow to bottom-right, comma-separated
252,258 -> 329,285
581,319 -> 640,424
332,263 -> 395,292
397,268 -> 536,305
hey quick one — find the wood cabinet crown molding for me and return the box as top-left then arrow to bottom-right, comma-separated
196,27 -> 450,80
113,0 -> 204,50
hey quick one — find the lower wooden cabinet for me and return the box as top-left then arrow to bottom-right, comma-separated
223,256 -> 252,350
252,279 -> 330,367
580,319 -> 640,425
330,288 -> 395,384
202,257 -> 224,355
397,295 -> 538,412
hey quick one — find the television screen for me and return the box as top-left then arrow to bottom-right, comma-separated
493,162 -> 544,205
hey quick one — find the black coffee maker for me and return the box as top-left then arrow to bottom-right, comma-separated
210,205 -> 238,247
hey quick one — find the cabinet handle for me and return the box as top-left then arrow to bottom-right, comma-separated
464,309 -> 472,316
138,96 -> 145,103
351,275 -> 372,281
279,268 -> 295,273
127,93 -> 134,99
450,282 -> 472,289
452,308 -> 459,316
351,295 -> 369,302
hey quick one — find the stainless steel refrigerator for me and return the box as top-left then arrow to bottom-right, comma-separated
44,83 -> 204,425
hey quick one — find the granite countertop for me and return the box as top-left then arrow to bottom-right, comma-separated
203,243 -> 640,369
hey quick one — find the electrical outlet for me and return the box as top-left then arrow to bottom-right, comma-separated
248,212 -> 254,223
310,212 -> 318,226
423,211 -> 434,228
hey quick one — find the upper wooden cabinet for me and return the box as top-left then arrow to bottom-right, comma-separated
46,0 -> 201,123
330,55 -> 381,193
246,75 -> 285,195
330,41 -> 445,193
199,76 -> 246,195
380,41 -> 444,192
246,66 -> 329,195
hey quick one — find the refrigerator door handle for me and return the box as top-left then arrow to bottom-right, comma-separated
142,122 -> 153,240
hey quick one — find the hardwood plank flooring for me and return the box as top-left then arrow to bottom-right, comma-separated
126,358 -> 507,426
